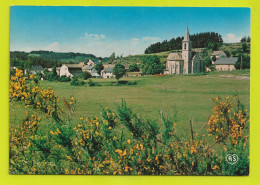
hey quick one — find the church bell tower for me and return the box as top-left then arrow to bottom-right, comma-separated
182,27 -> 192,74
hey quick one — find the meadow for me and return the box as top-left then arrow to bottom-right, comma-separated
9,69 -> 250,175
10,70 -> 250,137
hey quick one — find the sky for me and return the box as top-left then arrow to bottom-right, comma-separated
10,6 -> 251,57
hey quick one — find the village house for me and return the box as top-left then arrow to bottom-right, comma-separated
164,27 -> 204,75
59,60 -> 106,78
27,65 -> 44,75
86,59 -> 95,67
59,63 -> 85,77
82,65 -> 95,73
210,51 -> 227,63
101,67 -> 114,78
82,65 -> 100,78
214,57 -> 238,71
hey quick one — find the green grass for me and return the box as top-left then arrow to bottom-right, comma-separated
10,70 -> 250,138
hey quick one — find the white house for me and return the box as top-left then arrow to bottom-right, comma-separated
211,51 -> 227,64
86,59 -> 95,67
101,67 -> 114,78
59,64 -> 83,77
30,66 -> 44,75
214,57 -> 238,71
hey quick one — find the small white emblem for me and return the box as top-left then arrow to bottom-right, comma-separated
226,154 -> 239,165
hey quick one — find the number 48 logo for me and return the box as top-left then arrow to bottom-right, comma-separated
226,154 -> 239,165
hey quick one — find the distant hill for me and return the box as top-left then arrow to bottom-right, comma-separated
111,42 -> 250,67
10,50 -> 109,69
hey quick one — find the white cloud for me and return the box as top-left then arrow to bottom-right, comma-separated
11,34 -> 161,58
83,33 -> 106,40
130,38 -> 140,45
142,37 -> 160,42
223,33 -> 241,43
45,42 -> 59,51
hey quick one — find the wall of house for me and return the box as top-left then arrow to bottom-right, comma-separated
87,60 -> 95,66
215,64 -> 236,71
101,71 -> 114,78
60,65 -> 72,77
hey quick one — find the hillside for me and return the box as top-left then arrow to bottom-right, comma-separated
111,42 -> 250,67
10,51 -> 109,68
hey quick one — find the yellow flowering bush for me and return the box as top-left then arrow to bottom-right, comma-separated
10,69 -> 60,119
207,96 -> 249,146
9,70 -> 249,175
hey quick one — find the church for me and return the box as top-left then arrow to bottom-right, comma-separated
164,27 -> 204,75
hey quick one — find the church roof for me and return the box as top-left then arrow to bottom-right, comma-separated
167,52 -> 183,60
215,57 -> 238,65
183,27 -> 190,41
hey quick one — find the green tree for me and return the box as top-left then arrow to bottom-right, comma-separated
203,56 -> 212,68
242,43 -> 248,52
129,63 -> 139,72
211,56 -> 217,63
112,63 -> 126,82
23,59 -> 33,75
235,54 -> 250,69
81,72 -> 92,80
45,67 -> 58,81
94,63 -> 104,75
240,37 -> 247,42
141,55 -> 164,75
109,52 -> 115,64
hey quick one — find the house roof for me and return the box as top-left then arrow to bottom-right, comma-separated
31,66 -> 44,71
167,52 -> 183,60
91,72 -> 100,77
215,57 -> 238,65
103,67 -> 113,73
103,64 -> 115,69
83,66 -> 94,70
64,64 -> 82,69
211,51 -> 225,56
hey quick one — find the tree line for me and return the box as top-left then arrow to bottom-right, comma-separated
144,32 -> 223,54
10,51 -> 106,70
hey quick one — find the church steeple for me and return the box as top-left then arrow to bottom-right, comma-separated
182,27 -> 192,74
183,27 -> 190,41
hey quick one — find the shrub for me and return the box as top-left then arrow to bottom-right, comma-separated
141,55 -> 164,75
127,81 -> 137,85
129,63 -> 139,72
70,77 -> 85,86
81,72 -> 92,80
58,75 -> 71,82
87,79 -> 101,86
45,67 -> 58,82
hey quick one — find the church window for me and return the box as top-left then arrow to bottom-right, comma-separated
184,43 -> 186,49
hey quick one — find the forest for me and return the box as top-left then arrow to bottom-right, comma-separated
144,32 -> 223,54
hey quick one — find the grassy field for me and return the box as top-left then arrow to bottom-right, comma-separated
10,70 -> 250,138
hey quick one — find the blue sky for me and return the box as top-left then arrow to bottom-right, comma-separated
10,6 -> 250,57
